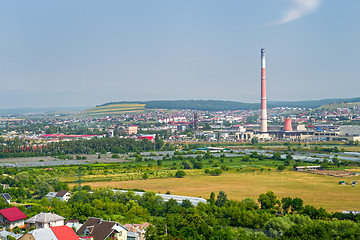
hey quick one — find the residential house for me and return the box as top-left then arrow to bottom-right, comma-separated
51,225 -> 79,240
77,217 -> 127,240
126,232 -> 140,240
45,192 -> 57,201
25,212 -> 65,229
19,225 -> 79,240
65,219 -> 83,232
19,228 -> 57,240
55,191 -> 71,202
79,237 -> 93,240
123,223 -> 150,240
0,207 -> 27,229
46,191 -> 71,202
0,230 -> 22,240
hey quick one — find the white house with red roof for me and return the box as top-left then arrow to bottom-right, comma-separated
0,207 -> 27,229
19,225 -> 79,240
25,212 -> 65,229
51,225 -> 79,240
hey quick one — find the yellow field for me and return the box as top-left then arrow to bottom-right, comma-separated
79,171 -> 360,212
84,110 -> 145,116
79,103 -> 146,116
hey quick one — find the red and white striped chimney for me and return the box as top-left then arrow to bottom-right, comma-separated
261,48 -> 267,133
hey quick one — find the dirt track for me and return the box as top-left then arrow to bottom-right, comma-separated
312,170 -> 357,177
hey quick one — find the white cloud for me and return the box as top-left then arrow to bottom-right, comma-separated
269,0 -> 321,26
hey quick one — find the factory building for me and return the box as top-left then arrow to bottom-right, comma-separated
236,49 -> 360,143
339,125 -> 360,136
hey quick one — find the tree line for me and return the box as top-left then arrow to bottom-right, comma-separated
0,137 -> 169,158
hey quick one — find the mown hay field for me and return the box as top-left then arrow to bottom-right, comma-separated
82,171 -> 360,212
78,103 -> 146,116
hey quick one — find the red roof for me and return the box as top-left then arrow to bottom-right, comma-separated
0,207 -> 27,222
51,225 -> 79,240
41,134 -> 98,138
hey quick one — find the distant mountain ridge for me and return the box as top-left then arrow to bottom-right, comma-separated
98,97 -> 360,111
0,107 -> 88,116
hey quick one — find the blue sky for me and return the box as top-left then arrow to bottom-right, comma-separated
0,0 -> 359,108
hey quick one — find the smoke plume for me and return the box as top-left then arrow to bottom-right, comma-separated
269,0 -> 321,26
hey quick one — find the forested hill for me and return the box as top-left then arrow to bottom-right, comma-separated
146,100 -> 259,111
97,97 -> 360,111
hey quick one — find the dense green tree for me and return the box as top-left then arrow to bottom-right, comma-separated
209,192 -> 215,205
155,134 -> 164,150
301,205 -> 329,219
258,191 -> 280,210
272,152 -> 282,160
215,191 -> 228,207
265,214 -> 312,237
281,197 -> 304,214
175,170 -> 186,178
251,137 -> 259,144
210,169 -> 223,176
136,154 -> 143,162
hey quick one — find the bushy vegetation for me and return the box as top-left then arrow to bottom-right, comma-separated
1,137 -> 360,239
0,137 -> 171,158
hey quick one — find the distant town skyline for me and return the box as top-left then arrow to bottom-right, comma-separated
0,0 -> 359,108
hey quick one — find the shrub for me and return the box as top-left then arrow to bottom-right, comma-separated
277,165 -> 285,171
182,161 -> 192,169
210,169 -> 223,176
220,165 -> 229,171
193,162 -> 203,169
175,170 -> 186,178
142,173 -> 149,180
136,154 -> 143,162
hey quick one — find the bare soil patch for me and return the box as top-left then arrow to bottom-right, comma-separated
312,170 -> 357,177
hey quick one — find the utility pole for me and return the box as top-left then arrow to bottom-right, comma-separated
77,166 -> 83,201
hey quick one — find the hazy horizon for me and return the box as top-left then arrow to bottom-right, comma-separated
1,1 -> 359,108
2,96 -> 360,111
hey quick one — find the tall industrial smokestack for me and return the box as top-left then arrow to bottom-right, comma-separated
261,48 -> 267,133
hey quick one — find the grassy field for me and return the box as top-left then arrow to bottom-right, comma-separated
80,170 -> 360,212
78,103 -> 146,117
56,152 -> 360,213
